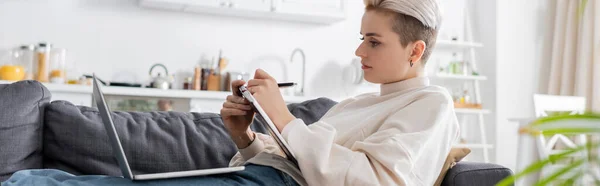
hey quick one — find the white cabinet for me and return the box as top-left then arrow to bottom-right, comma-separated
229,0 -> 271,12
188,0 -> 223,7
138,0 -> 346,24
270,0 -> 345,24
273,0 -> 344,16
138,0 -> 198,11
184,0 -> 272,19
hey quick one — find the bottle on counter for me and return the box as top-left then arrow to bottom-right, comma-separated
448,52 -> 463,75
0,49 -> 26,81
192,66 -> 201,90
16,45 -> 36,80
49,48 -> 67,84
201,68 -> 210,91
35,42 -> 51,82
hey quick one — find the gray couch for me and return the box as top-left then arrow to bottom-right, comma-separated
0,80 -> 513,185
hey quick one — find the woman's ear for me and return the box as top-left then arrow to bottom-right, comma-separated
409,40 -> 426,63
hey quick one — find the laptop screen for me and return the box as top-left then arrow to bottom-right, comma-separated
93,74 -> 135,179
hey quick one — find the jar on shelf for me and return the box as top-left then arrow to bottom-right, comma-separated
35,42 -> 51,82
49,48 -> 67,84
15,45 -> 36,80
183,77 -> 193,90
0,49 -> 26,81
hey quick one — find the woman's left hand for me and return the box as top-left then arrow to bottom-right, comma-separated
247,69 -> 296,132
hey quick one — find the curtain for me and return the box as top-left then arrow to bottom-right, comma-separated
544,0 -> 599,112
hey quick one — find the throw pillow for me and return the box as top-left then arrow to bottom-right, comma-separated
434,147 -> 472,186
0,80 -> 51,182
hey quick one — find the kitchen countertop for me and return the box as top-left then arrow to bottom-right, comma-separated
0,80 -> 328,103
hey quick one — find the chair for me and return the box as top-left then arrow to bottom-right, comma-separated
532,94 -> 588,181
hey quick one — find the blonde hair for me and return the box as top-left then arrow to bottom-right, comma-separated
364,0 -> 442,64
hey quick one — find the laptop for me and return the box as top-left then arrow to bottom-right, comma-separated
238,85 -> 298,165
92,74 -> 245,181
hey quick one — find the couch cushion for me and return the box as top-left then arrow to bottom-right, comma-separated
43,101 -> 239,176
0,80 -> 51,181
42,97 -> 337,176
441,161 -> 514,186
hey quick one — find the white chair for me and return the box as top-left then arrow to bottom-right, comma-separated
532,94 -> 588,182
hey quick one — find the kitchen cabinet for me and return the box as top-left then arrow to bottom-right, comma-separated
229,0 -> 271,12
137,0 -> 216,11
138,0 -> 346,24
188,0 -> 223,8
272,0 -> 344,17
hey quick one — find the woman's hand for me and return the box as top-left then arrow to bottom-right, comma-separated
247,69 -> 296,132
221,80 -> 255,149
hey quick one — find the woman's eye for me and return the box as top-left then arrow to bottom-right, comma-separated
370,41 -> 380,47
359,37 -> 365,40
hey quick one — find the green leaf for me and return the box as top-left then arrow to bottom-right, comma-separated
532,112 -> 600,126
522,113 -> 600,135
535,158 -> 585,186
541,128 -> 600,135
558,171 -> 584,186
495,146 -> 587,186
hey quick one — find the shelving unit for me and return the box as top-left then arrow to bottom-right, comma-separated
455,108 -> 491,114
433,2 -> 493,163
433,73 -> 488,81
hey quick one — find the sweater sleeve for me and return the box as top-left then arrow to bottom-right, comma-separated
281,94 -> 458,185
229,132 -> 286,167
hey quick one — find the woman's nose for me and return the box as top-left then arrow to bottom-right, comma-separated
355,43 -> 366,58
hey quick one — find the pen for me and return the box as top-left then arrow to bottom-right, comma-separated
278,82 -> 296,88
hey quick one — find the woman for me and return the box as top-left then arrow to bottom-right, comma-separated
224,0 -> 458,185
3,0 -> 458,185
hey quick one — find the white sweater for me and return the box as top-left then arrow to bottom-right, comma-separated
229,77 -> 460,186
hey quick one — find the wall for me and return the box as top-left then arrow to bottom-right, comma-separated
0,0 -> 359,98
0,0 -> 467,99
495,0 -> 552,171
469,0 -> 497,163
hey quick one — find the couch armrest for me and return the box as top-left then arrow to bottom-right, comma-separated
441,161 -> 514,186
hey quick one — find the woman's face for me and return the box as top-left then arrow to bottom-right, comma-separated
355,10 -> 420,84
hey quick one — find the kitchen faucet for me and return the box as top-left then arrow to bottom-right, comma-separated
289,48 -> 305,96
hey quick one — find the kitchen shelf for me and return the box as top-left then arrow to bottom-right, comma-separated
454,108 -> 491,114
455,144 -> 494,149
436,40 -> 484,48
433,73 -> 488,81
